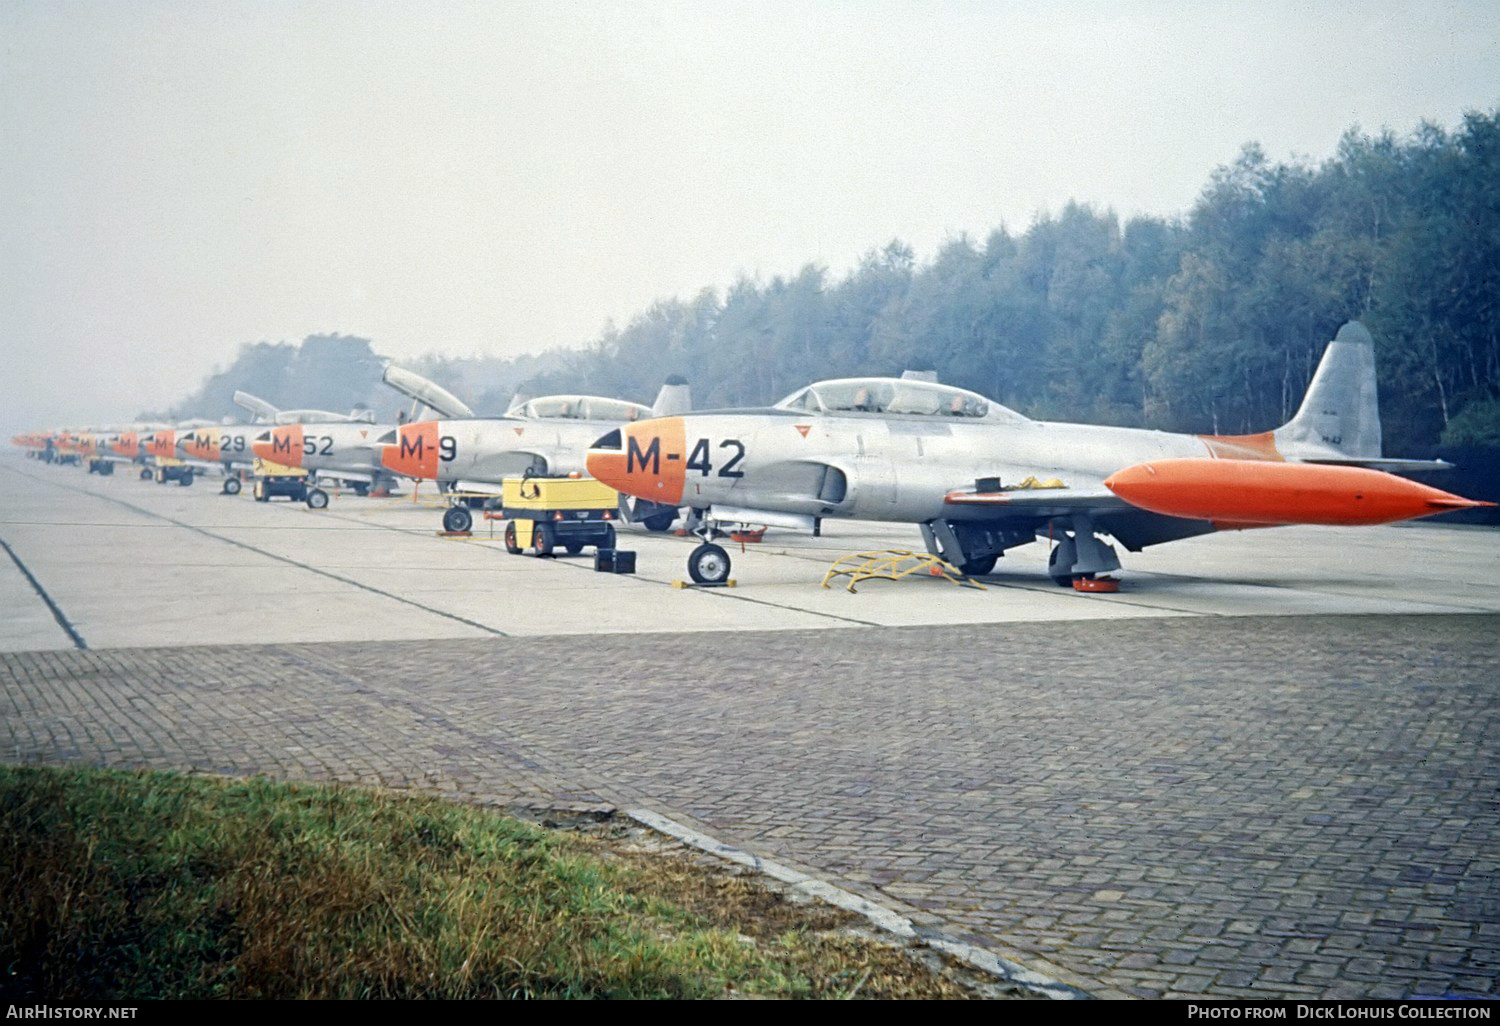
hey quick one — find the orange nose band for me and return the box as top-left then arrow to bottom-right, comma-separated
587,418 -> 686,504
381,422 -> 440,479
254,425 -> 303,466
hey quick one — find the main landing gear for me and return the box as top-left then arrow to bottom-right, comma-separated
1044,513 -> 1120,589
921,512 -> 1121,590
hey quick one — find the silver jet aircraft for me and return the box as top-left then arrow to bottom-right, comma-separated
380,371 -> 690,533
249,406 -> 400,505
586,322 -> 1490,585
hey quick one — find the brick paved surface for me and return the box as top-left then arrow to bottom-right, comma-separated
3,614 -> 1496,999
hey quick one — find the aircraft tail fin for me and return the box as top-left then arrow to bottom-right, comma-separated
1277,322 -> 1383,462
1274,322 -> 1453,471
651,376 -> 691,418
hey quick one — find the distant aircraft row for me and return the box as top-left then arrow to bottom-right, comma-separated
13,322 -> 1492,586
12,369 -> 692,524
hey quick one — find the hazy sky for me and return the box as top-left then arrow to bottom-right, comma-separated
3,0 -> 1497,433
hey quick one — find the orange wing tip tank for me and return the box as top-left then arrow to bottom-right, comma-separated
1104,459 -> 1494,527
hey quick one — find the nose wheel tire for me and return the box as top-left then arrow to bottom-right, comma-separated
688,542 -> 731,585
306,488 -> 329,510
222,477 -> 241,496
442,506 -> 472,532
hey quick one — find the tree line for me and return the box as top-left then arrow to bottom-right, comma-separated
165,111 -> 1500,457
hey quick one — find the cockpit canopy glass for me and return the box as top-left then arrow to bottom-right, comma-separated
506,396 -> 650,422
773,378 -> 1027,423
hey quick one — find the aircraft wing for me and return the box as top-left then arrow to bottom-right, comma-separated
313,468 -> 379,485
947,489 -> 1208,549
1295,456 -> 1454,472
941,475 -> 1217,551
942,486 -> 1132,518
179,457 -> 234,473
451,479 -> 506,496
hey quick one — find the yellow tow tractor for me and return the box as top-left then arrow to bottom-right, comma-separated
495,473 -> 619,558
152,457 -> 194,486
251,457 -> 330,509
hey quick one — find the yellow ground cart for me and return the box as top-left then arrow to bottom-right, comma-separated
251,458 -> 329,508
153,457 -> 194,486
496,475 -> 619,557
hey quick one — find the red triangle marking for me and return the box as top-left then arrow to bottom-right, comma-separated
794,424 -> 811,438
514,427 -> 525,436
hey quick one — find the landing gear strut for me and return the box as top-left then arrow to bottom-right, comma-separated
920,519 -> 1033,578
1046,513 -> 1120,589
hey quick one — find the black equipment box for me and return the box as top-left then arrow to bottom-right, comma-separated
594,549 -> 636,574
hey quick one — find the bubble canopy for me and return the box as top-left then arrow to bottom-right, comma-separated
772,378 -> 1028,424
505,396 -> 652,421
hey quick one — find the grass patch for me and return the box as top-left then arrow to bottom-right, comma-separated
1,766 -> 977,999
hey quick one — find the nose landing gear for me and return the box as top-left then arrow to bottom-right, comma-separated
687,541 -> 731,585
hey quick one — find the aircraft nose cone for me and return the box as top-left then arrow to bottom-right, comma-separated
254,425 -> 302,467
587,419 -> 686,504
382,423 -> 440,479
586,429 -> 628,492
379,443 -> 401,474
